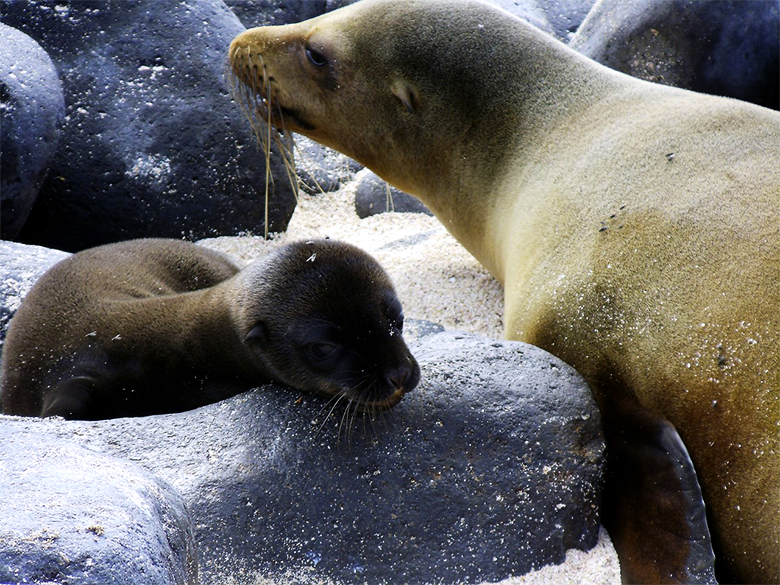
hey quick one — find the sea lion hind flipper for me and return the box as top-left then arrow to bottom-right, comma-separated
600,394 -> 717,585
41,375 -> 98,420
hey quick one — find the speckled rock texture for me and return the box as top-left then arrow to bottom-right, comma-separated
0,426 -> 197,585
571,0 -> 780,110
0,330 -> 603,584
354,169 -> 432,218
1,0 -> 297,251
0,23 -> 64,240
535,0 -> 597,41
0,240 -> 69,355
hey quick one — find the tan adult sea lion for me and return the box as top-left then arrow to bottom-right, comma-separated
228,1 -> 780,583
1,238 -> 419,420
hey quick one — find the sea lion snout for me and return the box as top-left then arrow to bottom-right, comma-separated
384,356 -> 420,395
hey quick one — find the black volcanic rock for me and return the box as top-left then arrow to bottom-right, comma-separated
2,0 -> 297,251
0,22 -> 64,239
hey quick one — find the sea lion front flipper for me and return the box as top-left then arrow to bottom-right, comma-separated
41,375 -> 98,419
600,393 -> 717,585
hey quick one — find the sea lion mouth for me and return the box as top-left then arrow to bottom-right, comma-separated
276,106 -> 315,132
352,388 -> 407,413
228,46 -> 316,134
313,385 -> 409,415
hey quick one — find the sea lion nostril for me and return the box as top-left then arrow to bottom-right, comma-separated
387,368 -> 407,390
386,362 -> 418,393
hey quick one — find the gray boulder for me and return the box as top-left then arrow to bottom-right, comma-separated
2,0 -> 297,252
1,331 -> 604,585
0,241 -> 69,355
355,169 -> 433,218
295,136 -> 361,195
0,23 -> 65,240
571,0 -> 780,110
486,0 -> 555,35
225,0 -> 330,28
536,0 -> 597,41
0,426 -> 197,585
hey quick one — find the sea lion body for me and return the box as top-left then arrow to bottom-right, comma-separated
1,238 -> 419,420
229,1 -> 780,582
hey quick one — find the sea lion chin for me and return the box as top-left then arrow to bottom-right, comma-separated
228,1 -> 780,583
0,238 -> 419,420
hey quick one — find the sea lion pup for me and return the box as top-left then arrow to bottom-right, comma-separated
0,238 -> 420,421
228,1 -> 780,583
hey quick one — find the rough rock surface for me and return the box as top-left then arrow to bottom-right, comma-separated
0,23 -> 65,240
225,0 -> 331,28
535,0 -> 597,40
0,240 -> 69,355
487,0 -> 555,35
2,0 -> 297,251
0,425 -> 197,585
571,0 -> 780,110
0,331 -> 604,585
354,169 -> 432,218
295,136 -> 361,195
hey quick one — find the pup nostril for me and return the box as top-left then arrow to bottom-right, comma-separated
386,364 -> 412,392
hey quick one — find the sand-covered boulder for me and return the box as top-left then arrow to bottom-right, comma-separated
0,426 -> 197,585
0,241 -> 69,354
0,331 -> 604,584
354,169 -> 432,218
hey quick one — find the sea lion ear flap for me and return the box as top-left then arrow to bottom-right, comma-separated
391,79 -> 418,114
245,321 -> 269,346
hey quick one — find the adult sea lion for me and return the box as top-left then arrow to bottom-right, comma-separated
1,238 -> 419,420
228,1 -> 780,583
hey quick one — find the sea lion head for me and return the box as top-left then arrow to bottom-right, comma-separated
228,0 -> 515,198
237,239 -> 420,411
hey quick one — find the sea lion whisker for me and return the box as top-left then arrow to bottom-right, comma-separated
365,401 -> 380,439
263,80 -> 272,238
271,131 -> 298,200
315,390 -> 343,418
291,139 -> 331,197
385,181 -> 395,213
227,51 -> 302,237
347,398 -> 363,448
313,392 -> 347,438
338,397 -> 354,447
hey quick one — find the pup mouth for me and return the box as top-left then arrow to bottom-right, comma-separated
352,388 -> 408,413
312,385 -> 409,414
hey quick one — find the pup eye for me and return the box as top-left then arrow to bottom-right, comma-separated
305,46 -> 328,67
386,297 -> 404,332
309,342 -> 338,360
394,312 -> 405,333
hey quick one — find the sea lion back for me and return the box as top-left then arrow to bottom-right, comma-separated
0,239 -> 240,417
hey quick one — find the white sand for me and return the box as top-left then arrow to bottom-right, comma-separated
200,182 -> 620,585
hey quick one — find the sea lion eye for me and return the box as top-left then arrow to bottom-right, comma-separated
386,297 -> 404,332
395,312 -> 405,333
309,342 -> 338,361
245,322 -> 269,345
305,46 -> 328,67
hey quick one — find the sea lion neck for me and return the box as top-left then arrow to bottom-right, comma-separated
230,0 -> 627,277
345,0 -> 629,276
